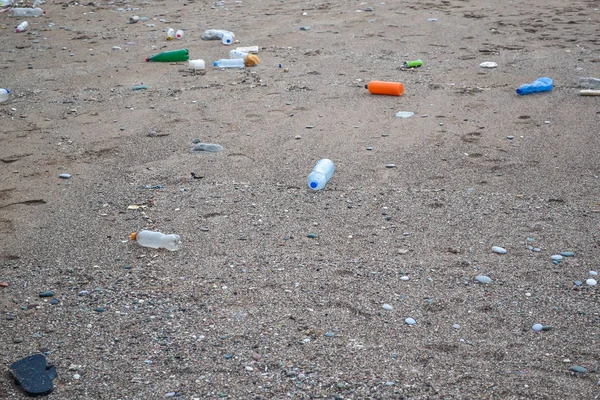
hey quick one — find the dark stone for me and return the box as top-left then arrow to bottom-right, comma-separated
10,354 -> 56,396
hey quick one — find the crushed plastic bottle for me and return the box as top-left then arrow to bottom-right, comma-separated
202,29 -> 234,43
229,49 -> 249,59
131,230 -> 181,251
0,89 -> 10,103
307,159 -> 335,190
213,58 -> 245,68
516,77 -> 553,95
15,21 -> 29,33
12,8 -> 45,17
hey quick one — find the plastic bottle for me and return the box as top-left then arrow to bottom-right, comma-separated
516,77 -> 553,95
15,21 -> 29,33
213,58 -> 245,68
307,159 -> 335,190
166,28 -> 174,40
0,0 -> 15,6
189,59 -> 205,70
0,89 -> 10,103
403,59 -> 422,68
229,49 -> 249,59
222,32 -> 233,45
12,8 -> 45,17
365,81 -> 404,96
175,29 -> 184,39
146,48 -> 189,62
579,77 -> 600,89
131,230 -> 181,251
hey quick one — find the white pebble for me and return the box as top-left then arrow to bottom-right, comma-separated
452,324 -> 460,329
382,303 -> 393,311
405,317 -> 416,325
586,278 -> 597,286
551,255 -> 563,261
245,366 -> 254,371
73,373 -> 81,380
395,111 -> 414,119
492,246 -> 507,254
475,275 -> 492,284
479,61 -> 498,68
532,323 -> 543,331
400,276 -> 409,281
589,271 -> 598,276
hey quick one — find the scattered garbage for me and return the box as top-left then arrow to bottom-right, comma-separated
307,159 -> 335,190
492,246 -> 507,254
15,21 -> 29,32
580,89 -> 600,96
176,29 -> 184,39
201,29 -> 234,45
479,61 -> 498,68
229,49 -> 248,59
167,27 -> 174,40
365,81 -> 404,96
236,45 -> 259,54
132,85 -> 147,91
0,0 -> 15,6
12,7 -> 45,17
578,77 -> 600,89
0,88 -> 9,103
403,59 -> 422,68
516,77 -> 553,95
10,354 -> 56,396
58,173 -> 72,179
190,143 -> 223,153
213,58 -> 245,69
300,26 -> 311,31
189,59 -> 205,71
128,15 -> 139,24
131,230 -> 181,251
146,49 -> 189,62
395,111 -> 414,118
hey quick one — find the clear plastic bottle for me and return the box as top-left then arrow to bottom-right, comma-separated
579,77 -> 600,89
166,28 -> 174,40
307,159 -> 335,190
175,29 -> 184,39
516,77 -> 553,95
0,89 -> 10,103
12,8 -> 45,17
131,230 -> 181,251
213,58 -> 245,68
0,0 -> 15,6
221,32 -> 233,45
229,49 -> 248,59
15,21 -> 29,33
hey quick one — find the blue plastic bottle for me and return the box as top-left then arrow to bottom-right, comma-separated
516,77 -> 553,95
307,159 -> 335,190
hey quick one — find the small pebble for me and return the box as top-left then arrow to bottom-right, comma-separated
532,323 -> 543,331
307,233 -> 317,239
427,18 -> 438,22
452,324 -> 460,329
306,125 -> 314,129
533,248 -> 541,252
574,280 -> 582,287
479,61 -> 498,68
559,251 -> 574,257
73,374 -> 81,380
245,366 -> 254,371
405,317 -> 416,325
507,135 -> 514,140
324,332 -> 335,337
299,26 -> 311,31
382,303 -> 393,311
395,111 -> 414,119
400,276 -> 409,281
551,255 -> 563,261
384,381 -> 394,386
492,246 -> 507,254
366,146 -> 373,151
586,279 -> 597,286
475,275 -> 492,284
13,337 -> 23,343
190,143 -> 223,153
59,174 -> 72,179
94,307 -> 105,312
224,354 -> 233,360
39,291 -> 54,297
385,164 -> 396,168
50,299 -> 59,305
589,271 -> 598,276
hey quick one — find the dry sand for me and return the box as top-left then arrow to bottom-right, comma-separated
1,0 -> 600,398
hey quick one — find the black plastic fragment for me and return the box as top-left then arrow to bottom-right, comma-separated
10,354 -> 56,396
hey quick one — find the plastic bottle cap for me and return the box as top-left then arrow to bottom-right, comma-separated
213,61 -> 218,66
310,181 -> 318,189
145,57 -> 150,62
130,232 -> 137,241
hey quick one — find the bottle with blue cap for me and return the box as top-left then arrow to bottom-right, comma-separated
213,59 -> 245,68
0,88 -> 10,103
307,159 -> 335,190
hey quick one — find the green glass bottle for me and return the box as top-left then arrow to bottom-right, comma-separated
146,48 -> 189,62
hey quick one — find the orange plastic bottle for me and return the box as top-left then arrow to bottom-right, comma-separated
365,81 -> 404,96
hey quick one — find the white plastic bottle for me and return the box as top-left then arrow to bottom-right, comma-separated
0,0 -> 14,6
131,230 -> 181,251
166,27 -> 174,40
0,89 -> 10,103
213,59 -> 245,68
229,49 -> 248,59
12,8 -> 45,17
189,59 -> 205,71
15,21 -> 29,33
175,29 -> 184,39
221,32 -> 233,45
307,159 -> 335,190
